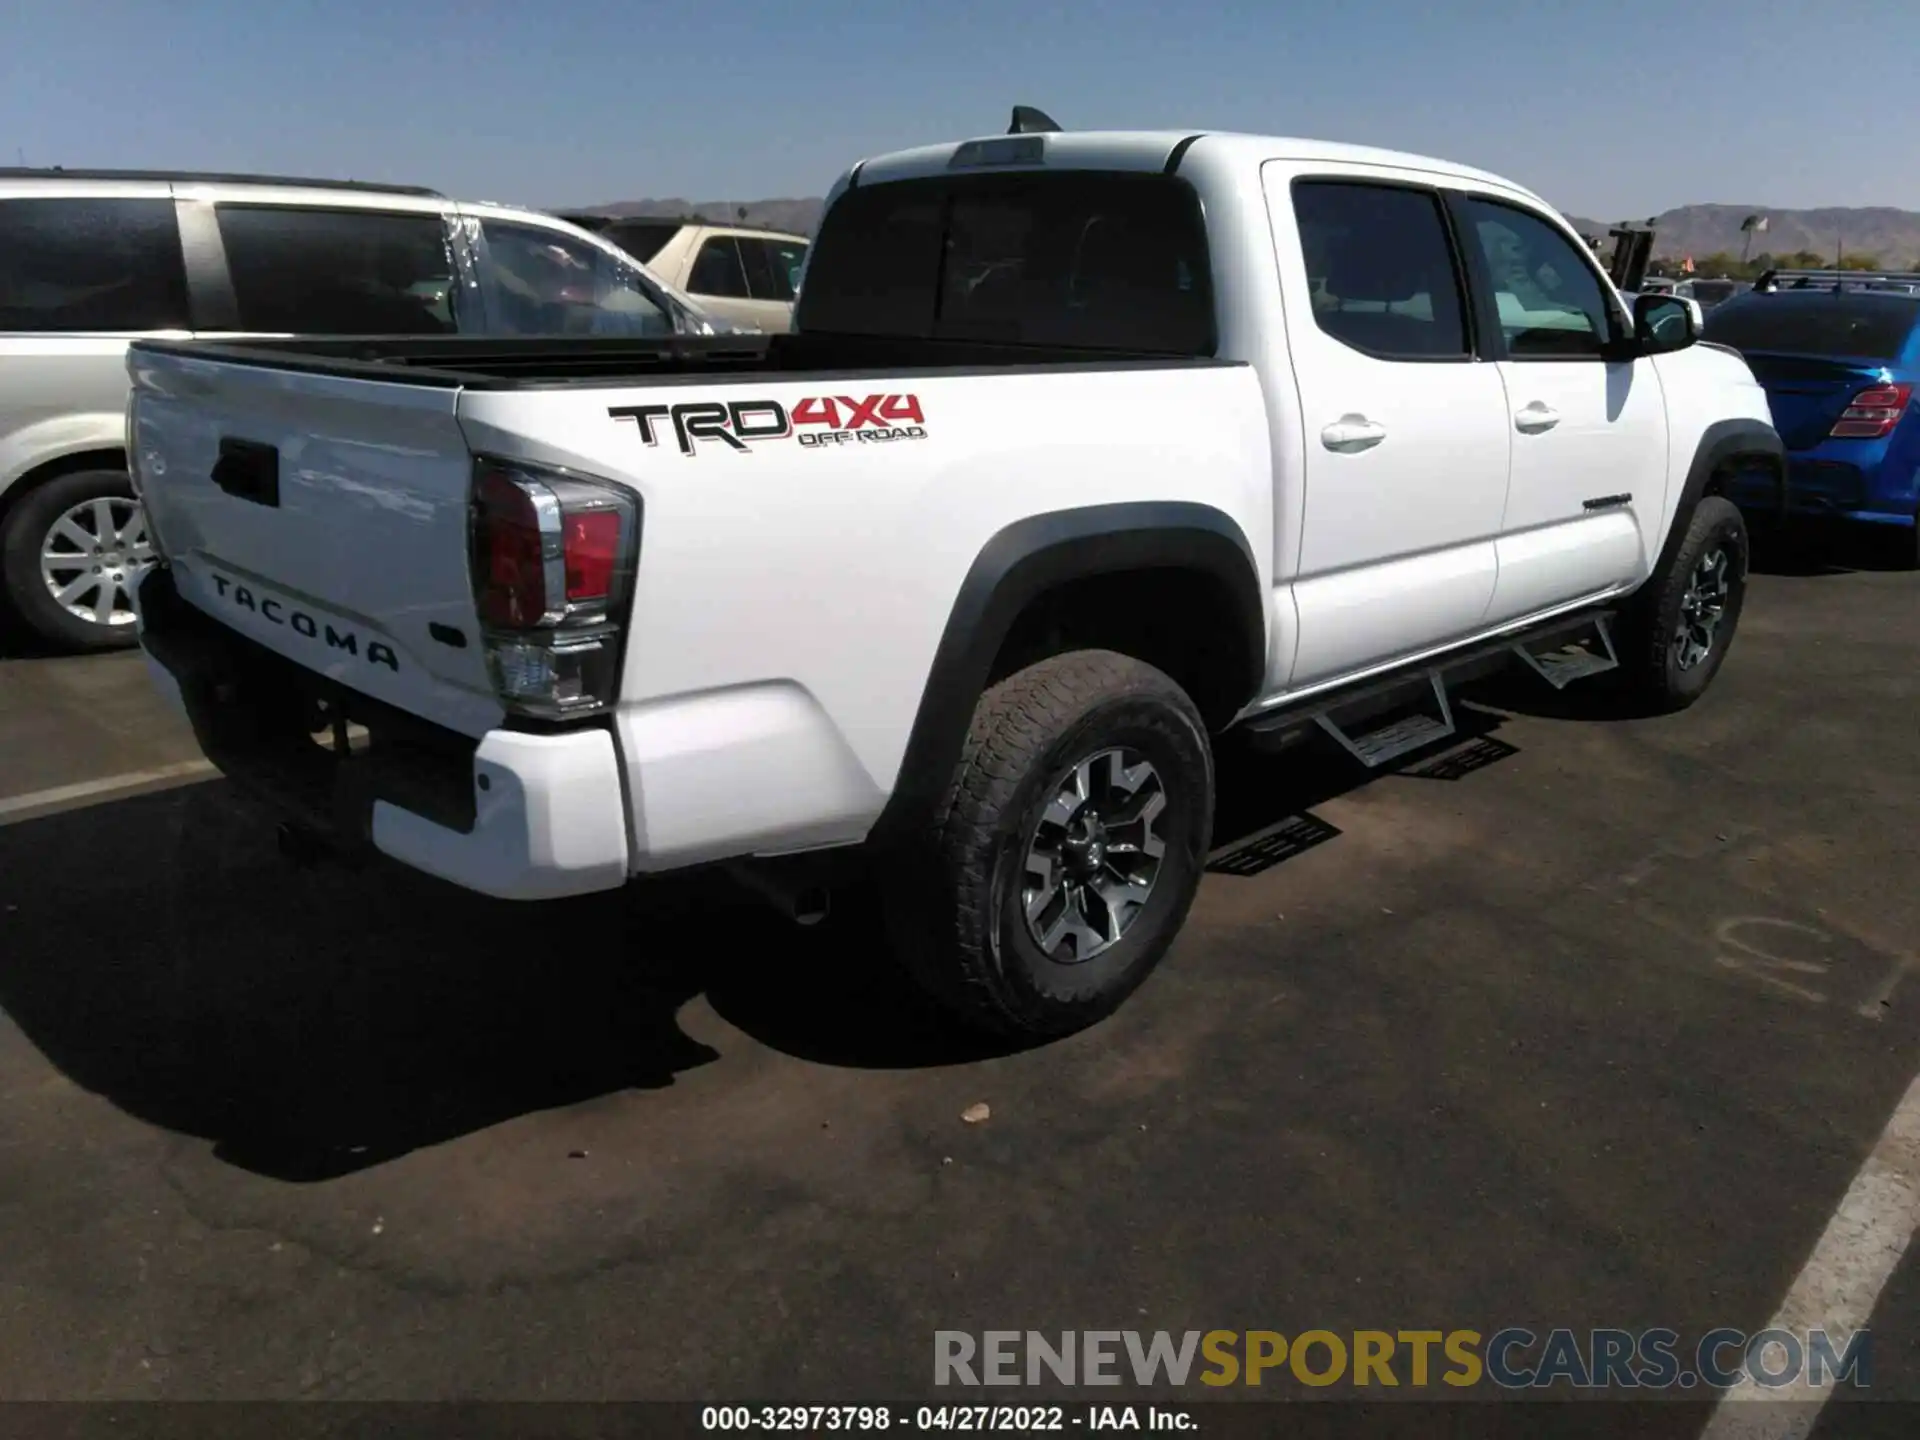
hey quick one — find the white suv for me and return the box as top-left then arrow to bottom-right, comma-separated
0,167 -> 738,653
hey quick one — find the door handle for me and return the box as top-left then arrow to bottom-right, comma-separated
1514,402 -> 1561,434
1320,414 -> 1387,452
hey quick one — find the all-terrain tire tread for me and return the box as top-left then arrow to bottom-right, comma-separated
1615,494 -> 1746,714
899,649 -> 1204,1037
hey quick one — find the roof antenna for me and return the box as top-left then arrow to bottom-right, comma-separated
1009,105 -> 1061,135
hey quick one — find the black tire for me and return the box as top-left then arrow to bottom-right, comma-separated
1615,495 -> 1749,712
0,468 -> 147,653
885,649 -> 1215,1041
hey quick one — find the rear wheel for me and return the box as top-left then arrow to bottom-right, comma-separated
885,649 -> 1214,1042
1615,495 -> 1749,712
1,469 -> 153,652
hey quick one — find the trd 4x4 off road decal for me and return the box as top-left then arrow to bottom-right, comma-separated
609,394 -> 927,456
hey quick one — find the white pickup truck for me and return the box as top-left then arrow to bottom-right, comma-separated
126,118 -> 1784,1040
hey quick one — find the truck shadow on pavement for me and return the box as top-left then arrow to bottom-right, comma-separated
1748,521 -> 1913,577
0,784 -> 1023,1182
0,711 -> 1524,1185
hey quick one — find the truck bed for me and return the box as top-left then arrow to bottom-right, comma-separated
126,323 -> 1271,889
128,331 -> 1234,388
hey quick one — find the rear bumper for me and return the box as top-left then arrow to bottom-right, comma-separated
1727,454 -> 1920,525
135,567 -> 629,901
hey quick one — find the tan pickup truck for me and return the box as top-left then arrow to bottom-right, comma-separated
559,215 -> 810,333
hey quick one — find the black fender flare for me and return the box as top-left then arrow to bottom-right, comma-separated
1649,417 -> 1784,582
870,500 -> 1266,844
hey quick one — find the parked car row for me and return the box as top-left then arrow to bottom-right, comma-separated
0,168 -> 765,652
557,214 -> 811,335
1701,268 -> 1920,565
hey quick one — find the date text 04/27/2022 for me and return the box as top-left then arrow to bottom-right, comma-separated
698,1404 -> 1193,1431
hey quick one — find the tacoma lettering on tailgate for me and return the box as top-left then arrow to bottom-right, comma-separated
208,572 -> 399,672
609,394 -> 927,456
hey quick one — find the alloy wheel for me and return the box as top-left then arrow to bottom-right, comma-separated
1020,747 -> 1168,963
39,497 -> 153,629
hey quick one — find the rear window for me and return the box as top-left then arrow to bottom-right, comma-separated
687,236 -> 749,298
0,197 -> 190,332
795,172 -> 1216,354
1702,294 -> 1918,360
741,236 -> 807,302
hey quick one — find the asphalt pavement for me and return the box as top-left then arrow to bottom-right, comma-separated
0,534 -> 1916,1435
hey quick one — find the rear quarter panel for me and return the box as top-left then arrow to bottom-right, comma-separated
0,336 -> 158,496
455,363 -> 1274,807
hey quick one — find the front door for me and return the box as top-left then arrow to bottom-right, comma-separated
1449,193 -> 1669,621
1266,168 -> 1514,689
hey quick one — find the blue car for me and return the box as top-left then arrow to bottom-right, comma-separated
1700,272 -> 1920,565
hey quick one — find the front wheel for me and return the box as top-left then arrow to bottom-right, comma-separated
1615,495 -> 1750,712
885,649 -> 1215,1042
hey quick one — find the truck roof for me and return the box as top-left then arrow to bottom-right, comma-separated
849,130 -> 1546,210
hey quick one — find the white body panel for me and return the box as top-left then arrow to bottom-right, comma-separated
458,362 -> 1274,863
128,127 -> 1777,901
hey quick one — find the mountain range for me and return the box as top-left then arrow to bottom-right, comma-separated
1563,205 -> 1920,266
576,197 -> 1920,269
577,197 -> 826,236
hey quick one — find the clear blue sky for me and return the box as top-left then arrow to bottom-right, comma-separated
2,0 -> 1910,219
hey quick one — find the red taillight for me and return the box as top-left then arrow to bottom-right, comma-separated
473,467 -> 550,627
563,509 -> 622,604
1830,382 -> 1912,439
469,458 -> 639,720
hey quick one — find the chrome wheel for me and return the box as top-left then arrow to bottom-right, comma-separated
1021,747 -> 1167,963
1673,545 -> 1732,671
38,496 -> 153,629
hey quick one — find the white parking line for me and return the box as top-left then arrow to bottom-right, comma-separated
0,759 -> 217,825
1698,1069 -> 1920,1440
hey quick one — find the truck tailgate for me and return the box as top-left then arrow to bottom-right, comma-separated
128,346 -> 503,737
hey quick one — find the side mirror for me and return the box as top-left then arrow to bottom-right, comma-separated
1633,291 -> 1699,354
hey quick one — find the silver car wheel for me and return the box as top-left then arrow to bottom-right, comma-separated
39,496 -> 154,629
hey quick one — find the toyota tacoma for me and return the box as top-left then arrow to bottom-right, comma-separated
125,113 -> 1784,1039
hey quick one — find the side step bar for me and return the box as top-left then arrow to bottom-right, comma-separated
1511,613 -> 1619,690
1315,671 -> 1455,769
1242,608 -> 1620,770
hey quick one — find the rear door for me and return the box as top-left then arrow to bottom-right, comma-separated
1449,191 -> 1668,615
1264,166 -> 1513,688
185,195 -> 469,338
